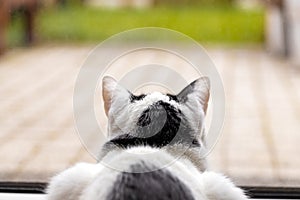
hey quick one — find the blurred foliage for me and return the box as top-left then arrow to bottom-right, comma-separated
7,10 -> 25,47
153,0 -> 234,7
8,4 -> 265,46
55,0 -> 84,7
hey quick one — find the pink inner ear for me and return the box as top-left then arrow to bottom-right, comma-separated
202,96 -> 209,114
102,88 -> 111,116
102,76 -> 118,116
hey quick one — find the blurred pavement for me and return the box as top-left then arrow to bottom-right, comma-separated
0,45 -> 299,186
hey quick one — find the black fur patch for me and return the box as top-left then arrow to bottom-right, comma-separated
106,100 -> 200,148
166,94 -> 179,102
106,162 -> 195,200
130,94 -> 146,102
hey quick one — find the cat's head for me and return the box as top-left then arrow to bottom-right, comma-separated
102,76 -> 210,151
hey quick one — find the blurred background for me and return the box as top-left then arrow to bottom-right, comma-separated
0,0 -> 300,187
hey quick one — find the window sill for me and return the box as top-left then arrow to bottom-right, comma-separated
0,193 -> 45,200
1,182 -> 300,199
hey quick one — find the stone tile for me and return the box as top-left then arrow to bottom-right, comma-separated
0,45 -> 299,187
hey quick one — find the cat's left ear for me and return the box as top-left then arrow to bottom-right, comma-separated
102,76 -> 131,116
177,77 -> 210,114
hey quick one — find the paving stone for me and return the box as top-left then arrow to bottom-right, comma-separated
0,45 -> 299,187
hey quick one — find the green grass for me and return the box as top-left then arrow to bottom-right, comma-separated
8,5 -> 265,46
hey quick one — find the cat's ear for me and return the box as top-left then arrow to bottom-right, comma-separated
102,76 -> 130,116
177,77 -> 210,114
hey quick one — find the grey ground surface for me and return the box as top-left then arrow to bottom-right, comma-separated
0,45 -> 299,187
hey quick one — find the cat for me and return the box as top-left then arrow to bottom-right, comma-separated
46,76 -> 248,200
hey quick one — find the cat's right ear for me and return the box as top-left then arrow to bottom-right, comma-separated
102,76 -> 130,116
177,77 -> 210,114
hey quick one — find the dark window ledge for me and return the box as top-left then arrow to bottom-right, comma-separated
0,182 -> 46,194
1,182 -> 300,199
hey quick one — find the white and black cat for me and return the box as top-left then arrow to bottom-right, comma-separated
47,76 -> 248,200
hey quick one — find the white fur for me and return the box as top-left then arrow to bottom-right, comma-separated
103,76 -> 208,142
200,171 -> 248,200
103,77 -> 132,135
180,93 -> 206,140
180,77 -> 210,142
47,147 -> 247,200
107,91 -> 180,138
46,163 -> 103,200
47,77 -> 247,200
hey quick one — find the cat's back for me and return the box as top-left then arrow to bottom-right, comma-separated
81,146 -> 206,200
